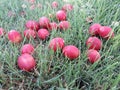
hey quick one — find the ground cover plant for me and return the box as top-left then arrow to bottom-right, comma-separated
0,0 -> 120,89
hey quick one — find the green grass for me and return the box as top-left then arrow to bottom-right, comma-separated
0,0 -> 120,89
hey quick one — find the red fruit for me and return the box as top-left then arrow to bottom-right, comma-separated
39,16 -> 50,29
24,29 -> 36,39
89,23 -> 101,35
59,21 -> 70,30
49,22 -> 58,30
21,44 -> 34,54
37,29 -> 49,40
63,45 -> 80,60
98,26 -> 114,39
17,54 -> 36,71
49,37 -> 65,52
86,37 -> 102,51
25,20 -> 40,31
0,28 -> 5,36
62,4 -> 73,11
8,30 -> 22,43
87,49 -> 100,64
52,1 -> 58,8
56,10 -> 67,21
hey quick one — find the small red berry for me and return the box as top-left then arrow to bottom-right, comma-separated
89,23 -> 101,35
63,45 -> 80,60
98,26 -> 114,39
25,20 -> 40,31
24,29 -> 36,39
37,29 -> 49,40
86,37 -> 102,51
58,21 -> 70,30
21,44 -> 34,54
87,49 -> 101,64
8,30 -> 22,43
49,22 -> 58,30
56,10 -> 67,21
39,16 -> 50,29
49,37 -> 65,52
17,54 -> 36,71
52,1 -> 58,8
62,4 -> 73,11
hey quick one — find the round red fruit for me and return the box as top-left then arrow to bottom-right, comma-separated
59,21 -> 70,30
62,4 -> 73,11
21,44 -> 34,54
39,16 -> 50,29
63,45 -> 80,60
17,54 -> 36,71
49,37 -> 65,52
37,29 -> 49,40
56,10 -> 67,21
89,23 -> 101,35
86,37 -> 102,51
49,22 -> 58,30
24,29 -> 36,39
25,20 -> 40,31
52,1 -> 58,8
8,30 -> 22,43
98,26 -> 114,39
87,49 -> 100,64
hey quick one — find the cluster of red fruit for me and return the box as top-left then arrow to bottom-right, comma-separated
0,1 -> 114,72
0,2 -> 75,72
86,23 -> 114,63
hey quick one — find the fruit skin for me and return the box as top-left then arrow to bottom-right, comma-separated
49,37 -> 65,52
56,10 -> 67,21
49,22 -> 58,30
37,29 -> 49,40
17,54 -> 36,71
62,4 -> 73,11
86,37 -> 102,51
58,21 -> 70,30
87,49 -> 100,64
21,44 -> 34,54
25,20 -> 40,31
0,28 -> 5,36
89,23 -> 101,35
98,26 -> 114,39
52,1 -> 58,8
24,29 -> 36,39
39,16 -> 50,29
62,45 -> 80,60
8,30 -> 22,43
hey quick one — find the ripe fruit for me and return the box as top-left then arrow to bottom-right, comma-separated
87,49 -> 100,64
49,22 -> 58,30
89,23 -> 101,35
21,44 -> 34,54
8,30 -> 22,43
98,26 -> 114,39
17,54 -> 36,71
24,29 -> 36,39
25,20 -> 40,31
52,1 -> 58,8
58,21 -> 70,30
56,10 -> 67,21
86,37 -> 102,51
37,29 -> 49,40
63,45 -> 80,60
0,28 -> 5,36
62,4 -> 73,11
39,16 -> 50,29
49,37 -> 65,52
